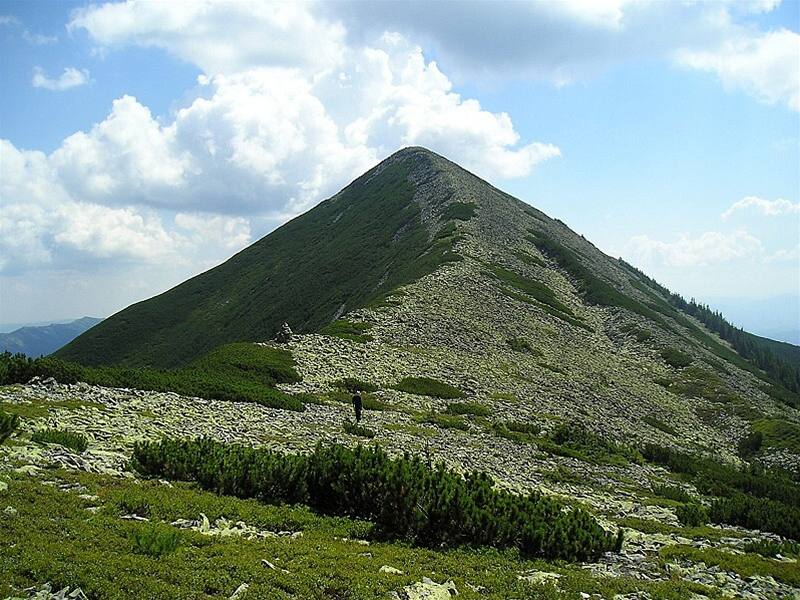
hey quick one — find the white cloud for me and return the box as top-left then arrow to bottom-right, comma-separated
765,245 -> 800,264
22,30 -> 57,45
32,67 -> 90,91
16,33 -> 557,220
68,0 -> 346,75
626,230 -> 764,267
676,28 -> 800,111
0,15 -> 20,26
722,196 -> 800,220
175,213 -> 251,250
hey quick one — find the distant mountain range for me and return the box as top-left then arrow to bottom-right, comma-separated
0,317 -> 103,357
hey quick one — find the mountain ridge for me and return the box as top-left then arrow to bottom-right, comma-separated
0,316 -> 102,358
57,147 -> 798,409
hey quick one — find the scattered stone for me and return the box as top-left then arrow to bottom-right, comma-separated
393,577 -> 458,599
228,582 -> 249,600
274,322 -> 293,343
3,505 -> 17,516
380,565 -> 404,575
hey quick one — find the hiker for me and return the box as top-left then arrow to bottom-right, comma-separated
352,389 -> 363,423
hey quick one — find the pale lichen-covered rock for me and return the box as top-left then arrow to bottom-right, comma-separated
390,577 -> 458,600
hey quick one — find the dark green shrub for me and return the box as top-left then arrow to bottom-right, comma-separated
0,346 -> 306,412
660,347 -> 693,369
489,265 -> 576,317
131,438 -> 619,561
737,431 -> 764,458
445,402 -> 490,417
505,421 -> 541,435
441,201 -> 477,221
642,443 -> 800,508
711,493 -> 800,540
743,539 -> 800,558
421,412 -> 468,431
652,484 -> 693,504
548,422 -> 643,465
642,415 -> 677,436
342,421 -> 376,438
0,410 -> 19,443
319,320 -> 373,343
394,377 -> 464,399
31,429 -> 88,453
131,523 -> 181,557
676,503 -> 708,526
507,337 -> 539,354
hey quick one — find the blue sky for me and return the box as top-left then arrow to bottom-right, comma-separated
1,0 -> 798,340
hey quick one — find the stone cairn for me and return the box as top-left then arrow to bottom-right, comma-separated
274,322 -> 293,344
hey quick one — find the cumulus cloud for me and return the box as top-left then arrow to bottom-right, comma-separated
32,67 -> 90,91
0,140 -> 186,273
625,230 -> 764,267
68,0 -> 346,75
15,34 -> 558,220
676,28 -> 800,111
324,1 -> 798,106
722,195 -> 800,220
22,30 -> 57,45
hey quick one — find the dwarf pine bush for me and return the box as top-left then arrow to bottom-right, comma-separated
132,438 -> 619,561
0,410 -> 19,443
31,428 -> 88,453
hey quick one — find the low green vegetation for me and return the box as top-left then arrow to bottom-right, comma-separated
489,264 -> 592,332
491,420 -> 542,444
513,249 -> 546,268
489,265 -> 574,316
419,412 -> 469,431
506,337 -> 540,355
0,345 -> 306,411
737,431 -> 764,458
531,234 -> 667,326
0,471 -> 715,600
619,324 -> 652,342
667,366 -> 742,404
711,493 -> 800,540
751,418 -> 800,454
445,402 -> 490,417
659,347 -> 693,369
642,444 -> 800,539
31,428 -> 88,453
132,438 -> 621,561
541,422 -> 643,466
742,539 -> 800,558
0,409 -> 19,443
652,484 -> 694,504
620,259 -> 800,403
131,523 -> 182,558
642,415 -> 677,436
616,517 -> 745,541
342,421 -> 376,439
319,320 -> 374,343
660,545 -> 800,587
440,201 -> 477,221
394,376 -> 465,399
675,503 -> 708,527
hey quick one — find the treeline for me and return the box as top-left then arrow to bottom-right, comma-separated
0,344 -> 306,411
132,438 -> 622,561
642,444 -> 800,539
620,260 -> 800,397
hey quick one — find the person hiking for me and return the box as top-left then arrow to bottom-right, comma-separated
352,389 -> 363,423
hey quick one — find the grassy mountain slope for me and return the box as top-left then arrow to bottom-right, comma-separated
57,150 -> 461,367
58,146 -> 798,411
0,317 -> 102,358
